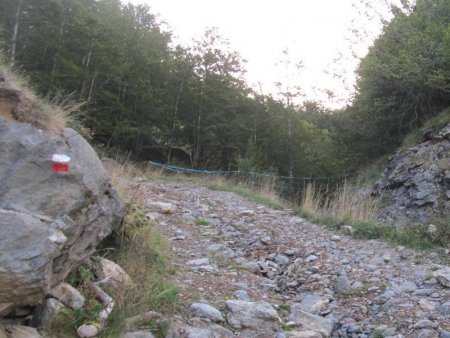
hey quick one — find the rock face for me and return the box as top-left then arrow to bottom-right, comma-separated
0,73 -> 123,310
373,123 -> 450,224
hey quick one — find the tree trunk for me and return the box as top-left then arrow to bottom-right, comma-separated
10,0 -> 22,66
50,19 -> 65,90
88,71 -> 98,100
193,81 -> 204,168
167,81 -> 184,163
287,99 -> 294,178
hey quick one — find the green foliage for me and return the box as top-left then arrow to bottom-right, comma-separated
66,264 -> 95,288
195,218 -> 210,226
0,0 -> 345,183
2,0 -> 449,196
334,0 -> 450,166
355,156 -> 389,185
424,107 -> 450,131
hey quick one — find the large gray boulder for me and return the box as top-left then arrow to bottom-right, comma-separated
0,75 -> 123,310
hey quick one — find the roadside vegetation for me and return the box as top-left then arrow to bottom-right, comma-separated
298,181 -> 450,251
46,159 -> 179,338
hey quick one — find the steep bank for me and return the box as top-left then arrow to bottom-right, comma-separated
373,121 -> 450,226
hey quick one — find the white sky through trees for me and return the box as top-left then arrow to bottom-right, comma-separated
127,0 -> 397,108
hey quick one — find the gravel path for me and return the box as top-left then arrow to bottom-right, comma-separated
135,181 -> 450,338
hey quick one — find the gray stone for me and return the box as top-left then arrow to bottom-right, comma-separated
427,224 -> 438,239
186,258 -> 210,266
340,225 -> 354,236
3,325 -> 41,338
335,276 -> 352,294
49,282 -> 85,309
330,235 -> 341,242
145,212 -> 161,221
284,249 -> 296,256
436,302 -> 450,316
189,303 -> 225,323
289,309 -> 334,337
440,331 -> 450,338
261,236 -> 272,245
95,258 -> 132,298
242,262 -> 260,272
0,303 -> 13,317
433,267 -> 450,288
225,300 -> 279,331
352,281 -> 364,289
289,216 -> 304,225
276,331 -> 287,338
274,254 -> 290,266
206,244 -> 226,252
145,201 -> 175,214
286,331 -> 322,338
260,283 -> 277,292
122,331 -> 155,338
413,320 -> 436,330
42,298 -> 65,325
0,105 -> 123,308
413,289 -> 434,296
373,290 -> 396,305
295,294 -> 329,314
394,280 -> 418,293
305,255 -> 318,262
234,290 -> 250,300
185,325 -> 234,338
414,329 -> 438,338
347,324 -> 362,333
239,209 -> 255,216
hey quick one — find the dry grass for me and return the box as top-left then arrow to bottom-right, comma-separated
0,62 -> 85,133
104,153 -> 143,203
300,181 -> 378,225
206,174 -> 288,209
299,182 -> 450,251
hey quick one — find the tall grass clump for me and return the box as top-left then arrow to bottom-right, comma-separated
300,181 -> 378,227
299,181 -> 449,250
103,151 -> 144,204
99,206 -> 179,337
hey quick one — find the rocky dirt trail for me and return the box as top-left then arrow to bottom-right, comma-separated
136,180 -> 450,338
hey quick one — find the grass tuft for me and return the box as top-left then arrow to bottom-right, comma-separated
298,182 -> 450,250
0,62 -> 86,133
299,181 -> 378,226
98,206 -> 179,337
195,218 -> 210,226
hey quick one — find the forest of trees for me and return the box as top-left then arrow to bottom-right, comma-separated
1,0 -> 449,181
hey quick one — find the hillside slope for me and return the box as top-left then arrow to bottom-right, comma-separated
373,120 -> 450,226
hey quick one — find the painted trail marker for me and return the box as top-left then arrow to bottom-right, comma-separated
52,154 -> 71,172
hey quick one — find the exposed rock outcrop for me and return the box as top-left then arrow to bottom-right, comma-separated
373,123 -> 450,225
0,71 -> 123,311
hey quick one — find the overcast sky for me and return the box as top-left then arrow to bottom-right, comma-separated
127,0 -> 394,108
